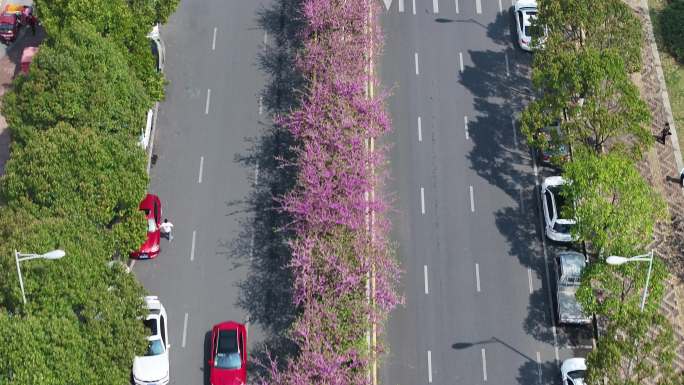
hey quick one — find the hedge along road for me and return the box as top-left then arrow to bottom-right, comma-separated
132,0 -> 271,383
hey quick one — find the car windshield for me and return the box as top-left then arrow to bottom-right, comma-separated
0,24 -> 13,32
149,40 -> 160,71
215,330 -> 241,369
548,186 -> 567,214
146,338 -> 165,356
144,318 -> 158,336
568,369 -> 586,379
147,218 -> 157,232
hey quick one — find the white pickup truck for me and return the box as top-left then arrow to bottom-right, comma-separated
556,251 -> 591,325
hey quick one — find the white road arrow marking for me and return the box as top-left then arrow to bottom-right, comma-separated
382,0 -> 393,10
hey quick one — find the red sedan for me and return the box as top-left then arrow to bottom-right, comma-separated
209,321 -> 247,385
130,194 -> 162,259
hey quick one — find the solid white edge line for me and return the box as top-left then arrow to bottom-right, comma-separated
475,263 -> 481,292
476,0 -> 482,14
469,185 -> 475,212
455,0 -> 460,14
427,350 -> 433,383
255,160 -> 260,186
399,0 -> 405,12
532,154 -> 560,365
418,116 -> 423,142
182,312 -> 189,348
412,0 -> 416,15
198,156 -> 204,184
190,230 -> 196,261
512,117 -> 517,147
420,187 -> 426,215
424,265 -> 429,294
481,348 -> 488,382
505,52 -> 510,77
212,27 -> 217,50
528,267 -> 533,293
433,0 -> 439,13
536,351 -> 542,384
205,89 -> 211,115
459,52 -> 464,73
464,115 -> 469,139
414,52 -> 419,75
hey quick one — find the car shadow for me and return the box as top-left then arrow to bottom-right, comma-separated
203,330 -> 211,385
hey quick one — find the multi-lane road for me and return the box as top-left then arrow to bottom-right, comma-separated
379,0 -> 591,384
132,0 -> 592,384
133,1 -> 271,384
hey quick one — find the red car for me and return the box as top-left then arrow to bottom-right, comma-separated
209,321 -> 247,385
130,193 -> 162,259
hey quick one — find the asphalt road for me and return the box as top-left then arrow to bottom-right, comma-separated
133,1 -> 272,384
378,1 -> 592,384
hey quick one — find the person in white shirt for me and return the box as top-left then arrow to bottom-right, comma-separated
160,218 -> 174,242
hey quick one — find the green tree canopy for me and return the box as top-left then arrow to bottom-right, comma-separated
522,49 -> 652,156
2,23 -> 152,144
0,210 -> 147,384
585,307 -> 680,385
2,123 -> 148,230
537,0 -> 643,72
35,0 -> 169,98
561,150 -> 665,257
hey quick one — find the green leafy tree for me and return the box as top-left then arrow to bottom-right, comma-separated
561,150 -> 666,257
522,49 -> 652,157
585,307 -> 680,385
2,23 -> 152,144
0,210 -> 148,385
1,123 -> 148,250
537,0 -> 642,71
34,0 -> 169,99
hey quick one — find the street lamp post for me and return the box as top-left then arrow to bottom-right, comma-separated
606,250 -> 654,312
14,249 -> 66,305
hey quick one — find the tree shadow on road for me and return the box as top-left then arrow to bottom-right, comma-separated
229,0 -> 305,379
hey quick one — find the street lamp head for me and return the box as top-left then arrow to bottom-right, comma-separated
606,256 -> 628,265
40,249 -> 65,260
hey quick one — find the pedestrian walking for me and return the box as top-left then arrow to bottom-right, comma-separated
160,218 -> 174,242
658,122 -> 672,144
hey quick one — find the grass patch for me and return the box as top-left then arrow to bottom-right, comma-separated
649,0 -> 684,159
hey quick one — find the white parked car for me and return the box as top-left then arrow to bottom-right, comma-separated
561,357 -> 587,385
132,296 -> 170,385
514,0 -> 546,51
541,176 -> 576,242
147,24 -> 165,73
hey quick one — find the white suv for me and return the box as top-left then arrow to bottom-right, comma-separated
541,176 -> 577,242
132,296 -> 170,385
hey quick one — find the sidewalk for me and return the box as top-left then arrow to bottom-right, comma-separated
0,23 -> 44,175
624,0 -> 684,373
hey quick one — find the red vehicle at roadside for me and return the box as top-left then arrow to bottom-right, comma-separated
130,193 -> 162,259
0,4 -> 32,44
209,321 -> 247,385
